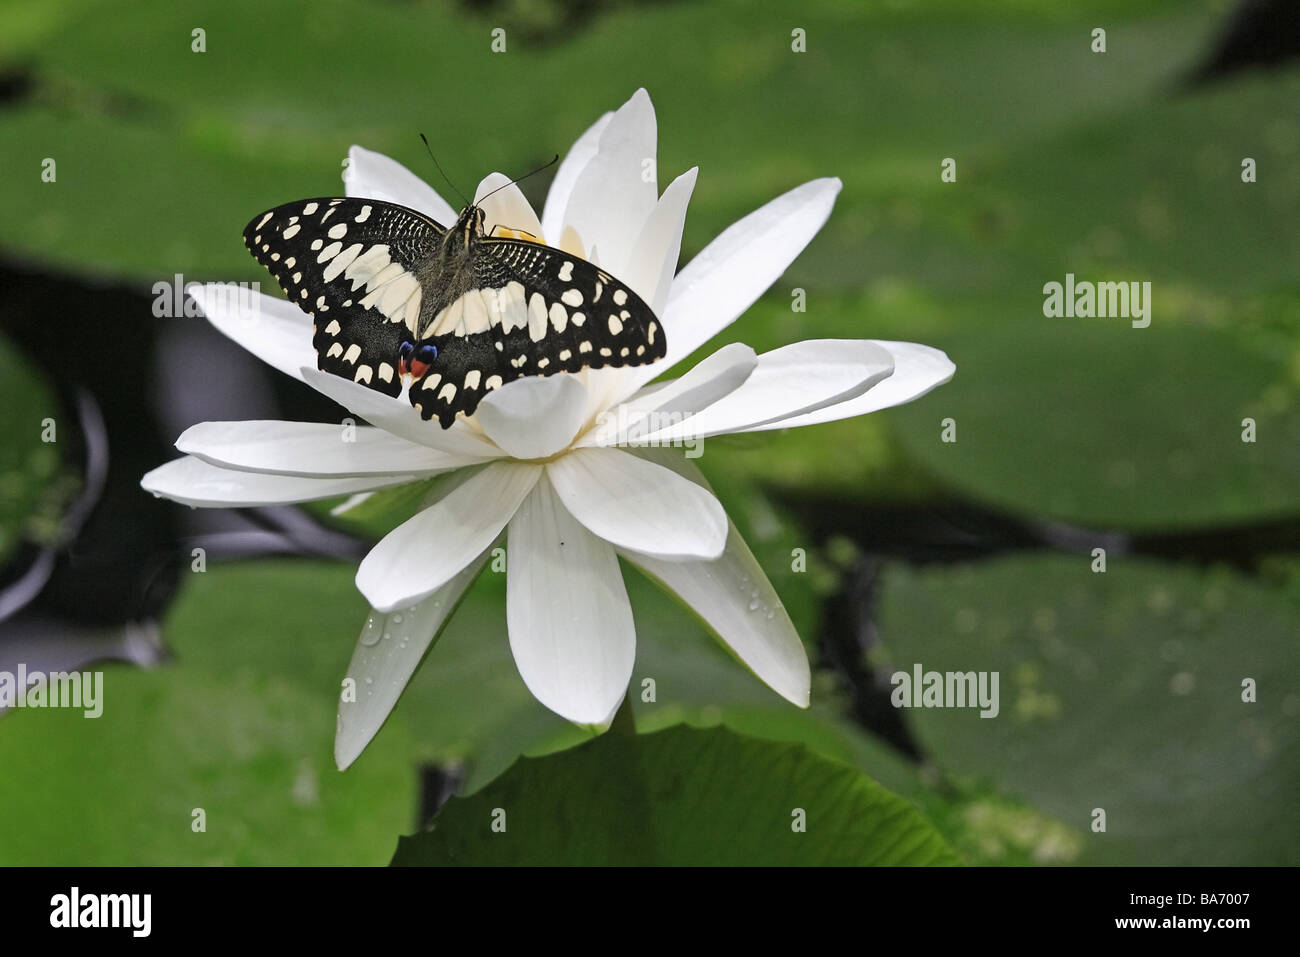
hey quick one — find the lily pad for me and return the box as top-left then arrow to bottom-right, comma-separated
0,333 -> 69,566
875,553 -> 1299,865
0,661 -> 415,864
393,723 -> 960,865
889,319 -> 1300,530
0,0 -> 1224,290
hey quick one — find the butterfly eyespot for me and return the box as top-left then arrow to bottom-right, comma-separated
397,341 -> 415,362
416,343 -> 438,364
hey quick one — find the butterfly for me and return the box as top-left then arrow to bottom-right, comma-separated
243,196 -> 666,427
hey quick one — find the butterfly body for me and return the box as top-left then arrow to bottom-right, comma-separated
243,196 -> 665,427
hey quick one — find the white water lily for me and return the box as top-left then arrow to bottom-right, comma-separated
141,89 -> 954,769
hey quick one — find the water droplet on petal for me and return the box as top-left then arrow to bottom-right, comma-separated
748,600 -> 760,611
392,613 -> 404,624
360,623 -> 381,647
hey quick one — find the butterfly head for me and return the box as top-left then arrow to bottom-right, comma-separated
398,340 -> 439,380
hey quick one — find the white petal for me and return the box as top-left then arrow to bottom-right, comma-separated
506,476 -> 635,724
572,165 -> 699,422
344,145 -> 457,226
623,166 -> 697,315
301,367 -> 501,459
176,420 -> 479,477
541,110 -> 612,244
561,88 -> 658,275
474,173 -> 544,241
356,462 -> 541,613
746,340 -> 957,431
335,548 -> 490,770
141,455 -> 419,507
189,284 -> 315,383
614,177 -> 843,403
580,342 -> 756,447
621,522 -> 810,707
474,374 -> 589,460
547,448 -> 726,560
618,450 -> 809,706
636,339 -> 894,442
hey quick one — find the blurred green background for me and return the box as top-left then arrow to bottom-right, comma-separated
0,0 -> 1296,864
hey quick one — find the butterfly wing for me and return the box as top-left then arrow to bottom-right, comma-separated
403,238 -> 667,427
243,199 -> 668,430
472,238 -> 666,377
243,198 -> 445,397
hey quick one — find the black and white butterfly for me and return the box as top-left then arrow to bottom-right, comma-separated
243,196 -> 666,427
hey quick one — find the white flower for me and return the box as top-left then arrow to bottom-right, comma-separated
141,89 -> 954,769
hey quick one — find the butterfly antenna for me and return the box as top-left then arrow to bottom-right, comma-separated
419,133 -> 471,208
477,154 -> 560,205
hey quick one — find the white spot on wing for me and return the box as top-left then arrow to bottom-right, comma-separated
322,243 -> 364,282
366,262 -> 405,291
494,281 -> 528,334
527,293 -> 549,341
547,302 -> 567,337
281,224 -> 301,239
343,245 -> 392,289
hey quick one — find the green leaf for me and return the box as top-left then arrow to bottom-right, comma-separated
0,663 -> 415,865
392,724 -> 960,865
0,333 -> 71,566
875,554 -> 1299,865
889,320 -> 1300,529
0,0 -> 1223,287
